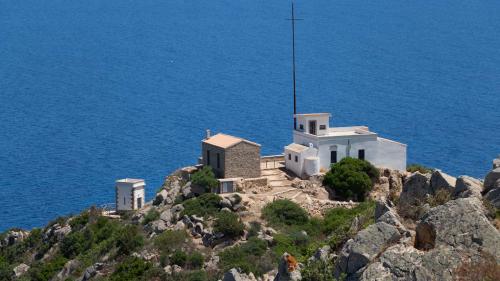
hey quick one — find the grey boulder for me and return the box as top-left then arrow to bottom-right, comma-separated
484,167 -> 500,193
222,268 -> 257,281
452,176 -> 483,199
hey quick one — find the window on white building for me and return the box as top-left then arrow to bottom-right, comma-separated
358,149 -> 365,160
320,125 -> 326,130
295,155 -> 298,162
288,154 -> 291,160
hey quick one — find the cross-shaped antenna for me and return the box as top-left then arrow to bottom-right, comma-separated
287,2 -> 303,130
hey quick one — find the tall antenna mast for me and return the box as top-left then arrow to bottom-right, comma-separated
287,2 -> 302,129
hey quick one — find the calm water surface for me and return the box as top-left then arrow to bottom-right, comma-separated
1,0 -> 499,231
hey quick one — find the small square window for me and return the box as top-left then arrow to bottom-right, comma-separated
295,155 -> 298,162
319,125 -> 326,130
299,124 -> 304,130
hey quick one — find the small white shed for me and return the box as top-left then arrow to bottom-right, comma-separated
115,178 -> 145,211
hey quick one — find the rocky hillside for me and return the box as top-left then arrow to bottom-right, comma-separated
1,157 -> 500,281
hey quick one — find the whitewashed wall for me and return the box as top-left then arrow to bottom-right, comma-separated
116,184 -> 133,211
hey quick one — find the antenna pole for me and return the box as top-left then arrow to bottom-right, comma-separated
291,2 -> 297,129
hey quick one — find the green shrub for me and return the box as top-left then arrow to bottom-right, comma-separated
116,225 -> 144,256
219,238 -> 272,276
142,209 -> 160,225
302,259 -> 338,281
322,201 -> 375,249
323,157 -> 378,201
109,257 -> 152,281
181,193 -> 222,218
187,252 -> 204,269
171,250 -> 188,266
213,211 -> 244,238
0,256 -> 12,281
262,200 -> 309,227
247,221 -> 261,238
154,230 -> 189,255
171,270 -> 208,281
191,166 -> 219,191
69,212 -> 89,231
407,164 -> 433,174
426,189 -> 451,207
28,255 -> 68,281
60,229 -> 94,259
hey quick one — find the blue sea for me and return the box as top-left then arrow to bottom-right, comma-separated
1,0 -> 499,231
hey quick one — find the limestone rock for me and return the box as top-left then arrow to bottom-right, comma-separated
56,259 -> 81,280
146,220 -> 167,234
274,252 -> 302,281
81,263 -> 104,281
415,197 -> 500,261
1,229 -> 29,247
153,189 -> 169,206
484,183 -> 500,208
429,170 -> 456,193
44,224 -> 71,242
452,176 -> 483,199
375,199 -> 406,233
160,209 -> 172,223
221,198 -> 233,209
484,167 -> 500,193
334,222 -> 401,278
493,156 -> 500,169
182,182 -> 195,199
399,172 -> 431,206
13,263 -> 30,277
223,268 -> 257,281
308,245 -> 331,262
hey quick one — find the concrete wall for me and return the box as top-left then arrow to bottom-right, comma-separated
225,142 -> 261,178
133,187 -> 145,209
284,146 -> 318,177
201,142 -> 226,178
373,137 -> 407,171
296,114 -> 330,136
116,182 -> 145,211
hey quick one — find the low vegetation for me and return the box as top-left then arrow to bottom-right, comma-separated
323,157 -> 379,201
191,166 -> 219,192
213,211 -> 245,239
406,163 -> 433,174
218,237 -> 274,276
181,193 -> 222,218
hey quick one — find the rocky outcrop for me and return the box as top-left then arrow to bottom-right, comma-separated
334,222 -> 401,279
429,170 -> 456,193
399,172 -> 431,206
43,224 -> 71,242
80,262 -> 104,281
153,166 -> 199,206
13,263 -> 30,277
484,183 -> 500,208
56,259 -> 81,280
1,229 -> 29,247
274,253 -> 301,281
415,197 -> 500,260
222,268 -> 257,281
374,199 -> 405,232
452,175 -> 483,199
484,168 -> 500,193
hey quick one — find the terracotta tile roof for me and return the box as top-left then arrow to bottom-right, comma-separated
203,133 -> 260,149
285,143 -> 309,153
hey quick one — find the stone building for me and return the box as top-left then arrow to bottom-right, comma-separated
201,132 -> 261,179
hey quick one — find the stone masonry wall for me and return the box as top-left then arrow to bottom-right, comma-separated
201,142 -> 226,178
225,142 -> 261,178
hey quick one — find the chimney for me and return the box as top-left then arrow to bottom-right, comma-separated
206,129 -> 211,139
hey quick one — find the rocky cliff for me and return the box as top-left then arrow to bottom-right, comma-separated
1,157 -> 500,281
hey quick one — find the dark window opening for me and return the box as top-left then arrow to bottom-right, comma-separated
309,120 -> 317,135
288,154 -> 291,160
331,151 -> 337,164
358,149 -> 365,160
299,124 -> 304,130
206,150 -> 210,166
295,155 -> 298,162
216,153 -> 220,168
320,125 -> 326,130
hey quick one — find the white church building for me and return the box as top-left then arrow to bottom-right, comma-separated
284,113 -> 406,178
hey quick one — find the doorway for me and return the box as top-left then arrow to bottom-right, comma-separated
309,120 -> 317,135
136,197 -> 142,209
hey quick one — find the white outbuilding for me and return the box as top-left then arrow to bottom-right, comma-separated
285,113 -> 407,178
115,178 -> 145,211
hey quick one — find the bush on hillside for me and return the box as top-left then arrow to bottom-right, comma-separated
154,230 -> 188,255
181,193 -> 222,218
191,166 -> 219,191
213,211 -> 244,238
187,252 -> 204,269
109,257 -> 152,281
142,209 -> 160,225
170,250 -> 187,267
406,163 -> 433,174
219,237 -> 273,276
116,225 -> 144,256
323,157 -> 378,201
262,199 -> 309,227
